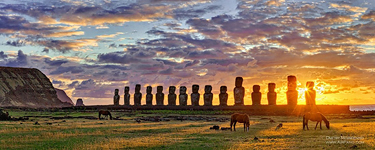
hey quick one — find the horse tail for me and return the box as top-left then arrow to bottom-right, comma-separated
108,111 -> 113,120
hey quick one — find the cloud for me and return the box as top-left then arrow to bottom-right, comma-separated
0,51 -> 7,59
45,31 -> 84,37
44,58 -> 69,66
50,66 -> 85,75
6,50 -> 28,67
5,40 -> 26,47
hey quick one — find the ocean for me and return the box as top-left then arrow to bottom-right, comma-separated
350,104 -> 375,111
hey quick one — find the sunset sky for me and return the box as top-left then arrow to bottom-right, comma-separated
1,0 -> 375,105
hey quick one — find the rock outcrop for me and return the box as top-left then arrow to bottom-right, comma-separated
0,66 -> 71,108
55,88 -> 74,106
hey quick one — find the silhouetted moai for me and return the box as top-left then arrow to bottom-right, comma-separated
146,86 -> 153,106
134,84 -> 142,105
251,85 -> 261,105
305,81 -> 316,112
168,86 -> 177,106
76,98 -> 84,106
234,77 -> 245,105
204,85 -> 213,106
156,86 -> 164,106
219,86 -> 228,106
267,83 -> 277,105
191,84 -> 200,106
179,86 -> 188,106
124,86 -> 130,105
287,75 -> 298,106
114,89 -> 120,106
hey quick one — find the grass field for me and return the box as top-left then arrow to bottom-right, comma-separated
0,110 -> 374,149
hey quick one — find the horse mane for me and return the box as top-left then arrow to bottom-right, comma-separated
319,113 -> 329,124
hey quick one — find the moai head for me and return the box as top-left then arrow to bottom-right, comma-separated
146,86 -> 152,94
169,86 -> 176,94
220,86 -> 227,94
135,84 -> 141,93
235,77 -> 243,87
253,85 -> 260,92
180,86 -> 187,94
114,89 -> 119,95
268,83 -> 276,92
306,81 -> 314,90
287,75 -> 297,82
124,86 -> 129,94
157,86 -> 163,93
205,85 -> 212,93
192,84 -> 199,93
287,75 -> 297,89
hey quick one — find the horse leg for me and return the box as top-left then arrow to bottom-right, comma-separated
315,122 -> 319,130
303,117 -> 305,130
243,123 -> 245,132
306,120 -> 309,130
320,121 -> 322,130
230,120 -> 233,131
234,121 -> 237,131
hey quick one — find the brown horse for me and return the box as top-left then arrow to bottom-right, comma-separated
98,110 -> 113,120
230,113 -> 250,132
303,112 -> 330,130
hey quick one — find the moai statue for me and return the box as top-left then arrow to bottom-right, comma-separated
219,86 -> 228,106
204,85 -> 213,106
267,83 -> 277,105
156,86 -> 164,105
168,86 -> 177,106
76,98 -> 84,106
234,77 -> 245,105
113,89 -> 120,106
179,86 -> 188,106
124,86 -> 130,105
286,75 -> 298,106
134,84 -> 142,105
191,84 -> 200,106
146,86 -> 153,106
305,81 -> 316,111
251,85 -> 261,105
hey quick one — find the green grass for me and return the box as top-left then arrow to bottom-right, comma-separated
0,110 -> 374,149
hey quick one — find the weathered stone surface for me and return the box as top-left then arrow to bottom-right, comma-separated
134,84 -> 142,105
0,67 -> 71,108
168,86 -> 176,106
55,88 -> 74,105
113,89 -> 120,106
156,86 -> 164,105
76,98 -> 84,106
204,85 -> 213,106
252,85 -> 261,105
219,86 -> 228,106
179,86 -> 188,106
124,86 -> 130,105
234,77 -> 245,105
191,84 -> 200,106
267,83 -> 277,105
305,81 -> 316,108
146,86 -> 153,106
287,75 -> 298,106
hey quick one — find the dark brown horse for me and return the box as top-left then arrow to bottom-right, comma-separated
303,112 -> 330,130
230,113 -> 250,132
98,110 -> 113,120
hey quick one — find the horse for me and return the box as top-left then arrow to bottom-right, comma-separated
230,113 -> 250,132
303,112 -> 330,130
98,110 -> 113,120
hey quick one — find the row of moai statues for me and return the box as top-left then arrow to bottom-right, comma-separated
113,76 -> 316,106
113,77 -> 278,106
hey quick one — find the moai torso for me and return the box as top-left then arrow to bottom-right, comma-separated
305,81 -> 316,112
146,86 -> 153,106
179,86 -> 188,106
219,86 -> 228,106
114,89 -> 120,106
251,85 -> 261,105
124,86 -> 130,105
168,86 -> 177,106
191,84 -> 200,106
234,77 -> 245,105
156,86 -> 164,105
134,84 -> 142,105
267,83 -> 277,105
287,75 -> 298,106
204,85 -> 213,106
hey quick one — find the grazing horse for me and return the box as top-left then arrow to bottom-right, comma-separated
98,110 -> 113,120
303,112 -> 330,130
230,113 -> 250,132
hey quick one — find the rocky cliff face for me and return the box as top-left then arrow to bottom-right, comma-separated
0,66 -> 72,108
55,88 -> 74,105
